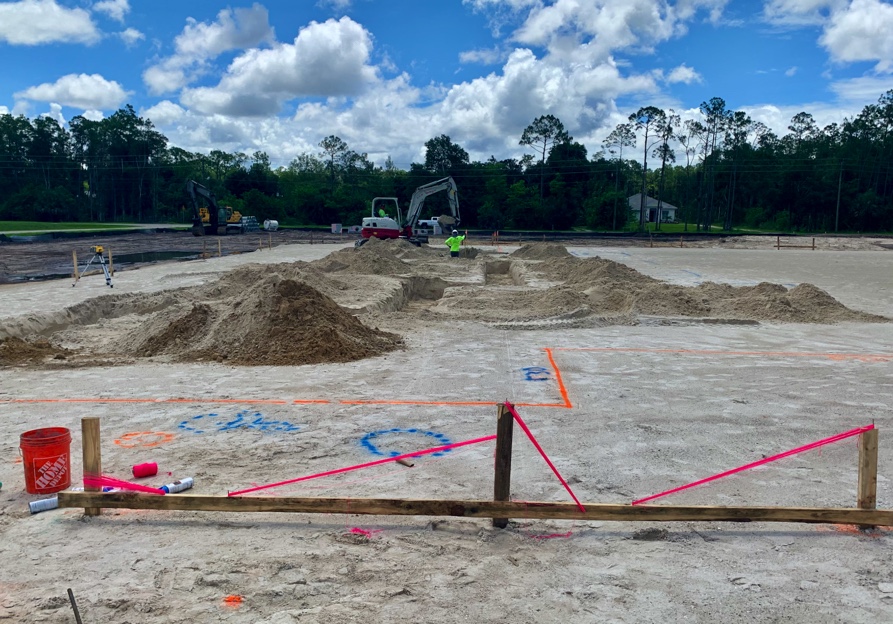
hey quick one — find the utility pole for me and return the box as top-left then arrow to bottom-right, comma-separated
835,162 -> 843,233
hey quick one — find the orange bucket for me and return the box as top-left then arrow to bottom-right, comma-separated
20,427 -> 72,494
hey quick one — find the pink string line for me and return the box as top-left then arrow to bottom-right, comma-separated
83,474 -> 166,495
504,403 -> 586,513
228,434 -> 498,497
631,424 -> 875,506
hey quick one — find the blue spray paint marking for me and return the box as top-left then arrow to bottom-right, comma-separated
360,428 -> 452,458
680,269 -> 702,278
521,366 -> 552,382
179,411 -> 300,434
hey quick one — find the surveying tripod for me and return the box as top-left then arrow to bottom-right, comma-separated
73,245 -> 113,288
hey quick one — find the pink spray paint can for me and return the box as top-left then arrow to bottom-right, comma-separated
132,462 -> 158,478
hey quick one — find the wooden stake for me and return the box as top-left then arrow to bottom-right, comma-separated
108,247 -> 114,276
72,250 -> 79,283
269,233 -> 272,250
493,403 -> 514,528
81,417 -> 101,517
858,428 -> 879,511
56,492 -> 893,525
776,235 -> 780,250
218,239 -> 222,257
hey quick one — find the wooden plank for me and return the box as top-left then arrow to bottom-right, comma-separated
858,428 -> 879,510
56,492 -> 893,525
81,417 -> 101,517
493,403 -> 514,528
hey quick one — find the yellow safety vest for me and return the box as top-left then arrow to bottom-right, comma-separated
445,235 -> 465,252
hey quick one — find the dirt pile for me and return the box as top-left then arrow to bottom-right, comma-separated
312,237 -> 411,275
0,337 -> 71,366
524,254 -> 885,323
136,276 -> 403,365
510,243 -> 574,260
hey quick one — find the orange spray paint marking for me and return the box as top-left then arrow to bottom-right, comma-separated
815,524 -> 892,538
114,432 -> 175,448
543,348 -> 572,408
223,595 -> 243,608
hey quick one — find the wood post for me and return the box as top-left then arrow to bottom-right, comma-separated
858,428 -> 878,512
81,417 -> 101,517
493,402 -> 514,528
776,235 -> 780,250
812,237 -> 816,250
269,233 -> 272,250
72,250 -> 79,283
217,239 -> 222,257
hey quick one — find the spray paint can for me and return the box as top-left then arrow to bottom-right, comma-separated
160,477 -> 194,494
132,462 -> 158,478
29,497 -> 59,514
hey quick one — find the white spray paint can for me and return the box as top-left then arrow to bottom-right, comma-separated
160,477 -> 194,493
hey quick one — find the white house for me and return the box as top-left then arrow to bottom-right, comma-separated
628,194 -> 679,223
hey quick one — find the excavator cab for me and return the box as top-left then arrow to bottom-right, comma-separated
357,179 -> 460,247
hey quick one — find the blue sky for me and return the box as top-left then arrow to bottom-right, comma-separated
2,0 -> 893,167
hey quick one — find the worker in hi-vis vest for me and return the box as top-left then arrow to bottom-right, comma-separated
445,229 -> 465,258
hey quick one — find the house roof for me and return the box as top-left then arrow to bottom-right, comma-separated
628,193 -> 678,211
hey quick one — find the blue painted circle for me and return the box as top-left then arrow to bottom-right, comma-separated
360,428 -> 452,458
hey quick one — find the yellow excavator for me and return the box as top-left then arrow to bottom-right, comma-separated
186,180 -> 244,236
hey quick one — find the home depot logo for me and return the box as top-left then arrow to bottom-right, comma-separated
33,454 -> 68,490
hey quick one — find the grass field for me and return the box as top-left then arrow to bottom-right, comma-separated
0,221 -> 152,234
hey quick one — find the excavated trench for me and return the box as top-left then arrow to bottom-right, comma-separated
483,260 -> 527,286
361,276 -> 453,314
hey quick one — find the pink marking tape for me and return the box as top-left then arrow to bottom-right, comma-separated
632,424 -> 875,506
228,434 -> 497,496
504,403 -> 586,513
349,527 -> 383,538
83,474 -> 166,495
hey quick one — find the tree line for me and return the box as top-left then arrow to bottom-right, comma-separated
1,91 -> 893,233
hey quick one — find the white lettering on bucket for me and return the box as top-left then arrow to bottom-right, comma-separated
33,454 -> 68,490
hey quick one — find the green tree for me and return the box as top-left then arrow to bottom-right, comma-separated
424,135 -> 469,173
519,115 -> 571,211
628,106 -> 666,230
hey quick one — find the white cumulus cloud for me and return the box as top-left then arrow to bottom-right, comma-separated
666,64 -> 702,84
119,27 -> 144,47
15,73 -> 131,110
143,3 -> 275,95
763,0 -> 846,26
506,0 -> 729,63
40,102 -> 65,125
180,17 -> 377,116
93,0 -> 129,22
0,0 -> 99,45
820,0 -> 893,73
143,100 -> 187,125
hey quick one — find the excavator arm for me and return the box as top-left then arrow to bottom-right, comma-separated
401,177 -> 460,232
186,180 -> 222,236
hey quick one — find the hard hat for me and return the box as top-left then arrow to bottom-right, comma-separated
452,229 -> 458,235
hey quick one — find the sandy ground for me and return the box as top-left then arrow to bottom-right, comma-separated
1,238 -> 893,623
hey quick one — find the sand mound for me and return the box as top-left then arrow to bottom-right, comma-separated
525,255 -> 884,324
0,337 -> 72,366
511,243 -> 573,260
312,238 -> 410,275
136,277 -> 403,365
